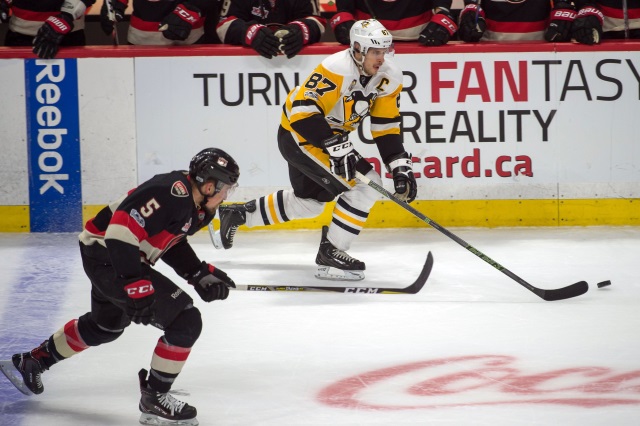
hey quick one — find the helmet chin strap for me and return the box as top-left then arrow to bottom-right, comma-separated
349,49 -> 370,77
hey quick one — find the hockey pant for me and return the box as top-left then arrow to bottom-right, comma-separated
42,243 -> 203,392
243,127 -> 382,251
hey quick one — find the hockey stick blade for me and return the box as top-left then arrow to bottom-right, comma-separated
0,359 -> 33,395
233,251 -> 433,294
356,172 -> 588,301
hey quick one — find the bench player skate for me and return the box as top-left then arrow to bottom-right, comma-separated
211,19 -> 417,281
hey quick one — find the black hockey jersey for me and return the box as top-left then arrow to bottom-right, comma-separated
8,0 -> 95,36
332,0 -> 452,40
466,0 -> 550,41
79,171 -> 214,280
216,0 -> 325,45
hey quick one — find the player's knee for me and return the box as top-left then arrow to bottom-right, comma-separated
163,307 -> 202,348
77,312 -> 125,346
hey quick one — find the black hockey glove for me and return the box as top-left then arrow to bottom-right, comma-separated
100,0 -> 126,36
187,262 -> 235,302
0,0 -> 11,24
278,21 -> 309,58
122,278 -> 156,325
323,134 -> 360,181
419,8 -> 458,46
571,6 -> 603,45
457,3 -> 485,43
544,2 -> 576,42
159,3 -> 201,41
329,12 -> 355,45
244,24 -> 280,59
32,13 -> 73,59
386,152 -> 417,203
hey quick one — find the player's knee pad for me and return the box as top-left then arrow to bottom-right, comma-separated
77,312 -> 124,346
163,306 -> 202,348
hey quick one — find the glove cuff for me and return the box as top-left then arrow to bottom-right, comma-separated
329,12 -> 355,30
577,6 -> 604,25
289,20 -> 310,44
245,23 -> 266,46
385,152 -> 413,173
173,3 -> 201,25
550,8 -> 576,22
124,279 -> 155,299
430,12 -> 458,36
460,4 -> 484,20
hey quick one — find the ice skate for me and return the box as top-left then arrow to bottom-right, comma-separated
138,369 -> 198,426
212,201 -> 255,249
315,226 -> 365,281
0,340 -> 51,395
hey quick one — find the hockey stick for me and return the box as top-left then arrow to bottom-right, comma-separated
356,172 -> 588,301
104,0 -> 120,46
231,251 -> 433,294
362,0 -> 377,19
623,0 -> 630,39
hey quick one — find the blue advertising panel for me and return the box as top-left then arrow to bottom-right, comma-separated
25,59 -> 82,232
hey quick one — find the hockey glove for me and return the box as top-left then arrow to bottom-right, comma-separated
159,3 -> 201,41
386,152 -> 417,203
245,24 -> 280,59
187,262 -> 235,302
457,3 -> 485,43
32,13 -> 73,59
279,21 -> 309,58
571,6 -> 603,45
329,12 -> 355,45
323,134 -> 359,181
100,0 -> 126,36
419,8 -> 458,46
122,278 -> 156,325
544,2 -> 576,42
0,0 -> 11,24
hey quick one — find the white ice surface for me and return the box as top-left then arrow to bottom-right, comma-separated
0,227 -> 639,426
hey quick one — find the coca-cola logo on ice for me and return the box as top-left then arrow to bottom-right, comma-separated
317,355 -> 640,409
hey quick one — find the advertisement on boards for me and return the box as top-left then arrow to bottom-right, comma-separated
135,49 -> 639,201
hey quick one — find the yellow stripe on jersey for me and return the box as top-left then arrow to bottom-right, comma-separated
370,84 -> 402,139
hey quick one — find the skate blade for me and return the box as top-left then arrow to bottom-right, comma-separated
0,359 -> 33,396
139,413 -> 199,426
315,266 -> 365,281
207,223 -> 224,250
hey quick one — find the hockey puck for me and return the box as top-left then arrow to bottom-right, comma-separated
597,280 -> 612,288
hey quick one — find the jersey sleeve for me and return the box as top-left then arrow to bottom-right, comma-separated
370,74 -> 405,162
216,0 -> 255,45
289,0 -> 326,44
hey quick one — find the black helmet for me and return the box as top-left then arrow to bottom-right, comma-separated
189,148 -> 239,186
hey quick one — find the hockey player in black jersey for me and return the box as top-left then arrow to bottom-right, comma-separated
212,20 -> 417,281
2,0 -> 95,59
0,148 -> 239,426
216,0 -> 326,58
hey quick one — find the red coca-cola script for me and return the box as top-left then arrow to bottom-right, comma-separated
318,355 -> 640,409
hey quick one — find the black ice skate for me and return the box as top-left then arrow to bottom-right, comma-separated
315,226 -> 366,281
210,201 -> 255,250
0,340 -> 51,395
138,369 -> 198,426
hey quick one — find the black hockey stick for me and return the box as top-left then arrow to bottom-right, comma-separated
231,251 -> 433,294
356,172 -> 588,301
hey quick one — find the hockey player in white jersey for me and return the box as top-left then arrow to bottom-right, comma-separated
214,19 -> 417,281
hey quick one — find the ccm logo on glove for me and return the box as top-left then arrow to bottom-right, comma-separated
125,281 -> 155,298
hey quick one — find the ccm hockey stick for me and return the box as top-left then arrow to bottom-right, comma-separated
231,251 -> 433,294
356,172 -> 588,301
